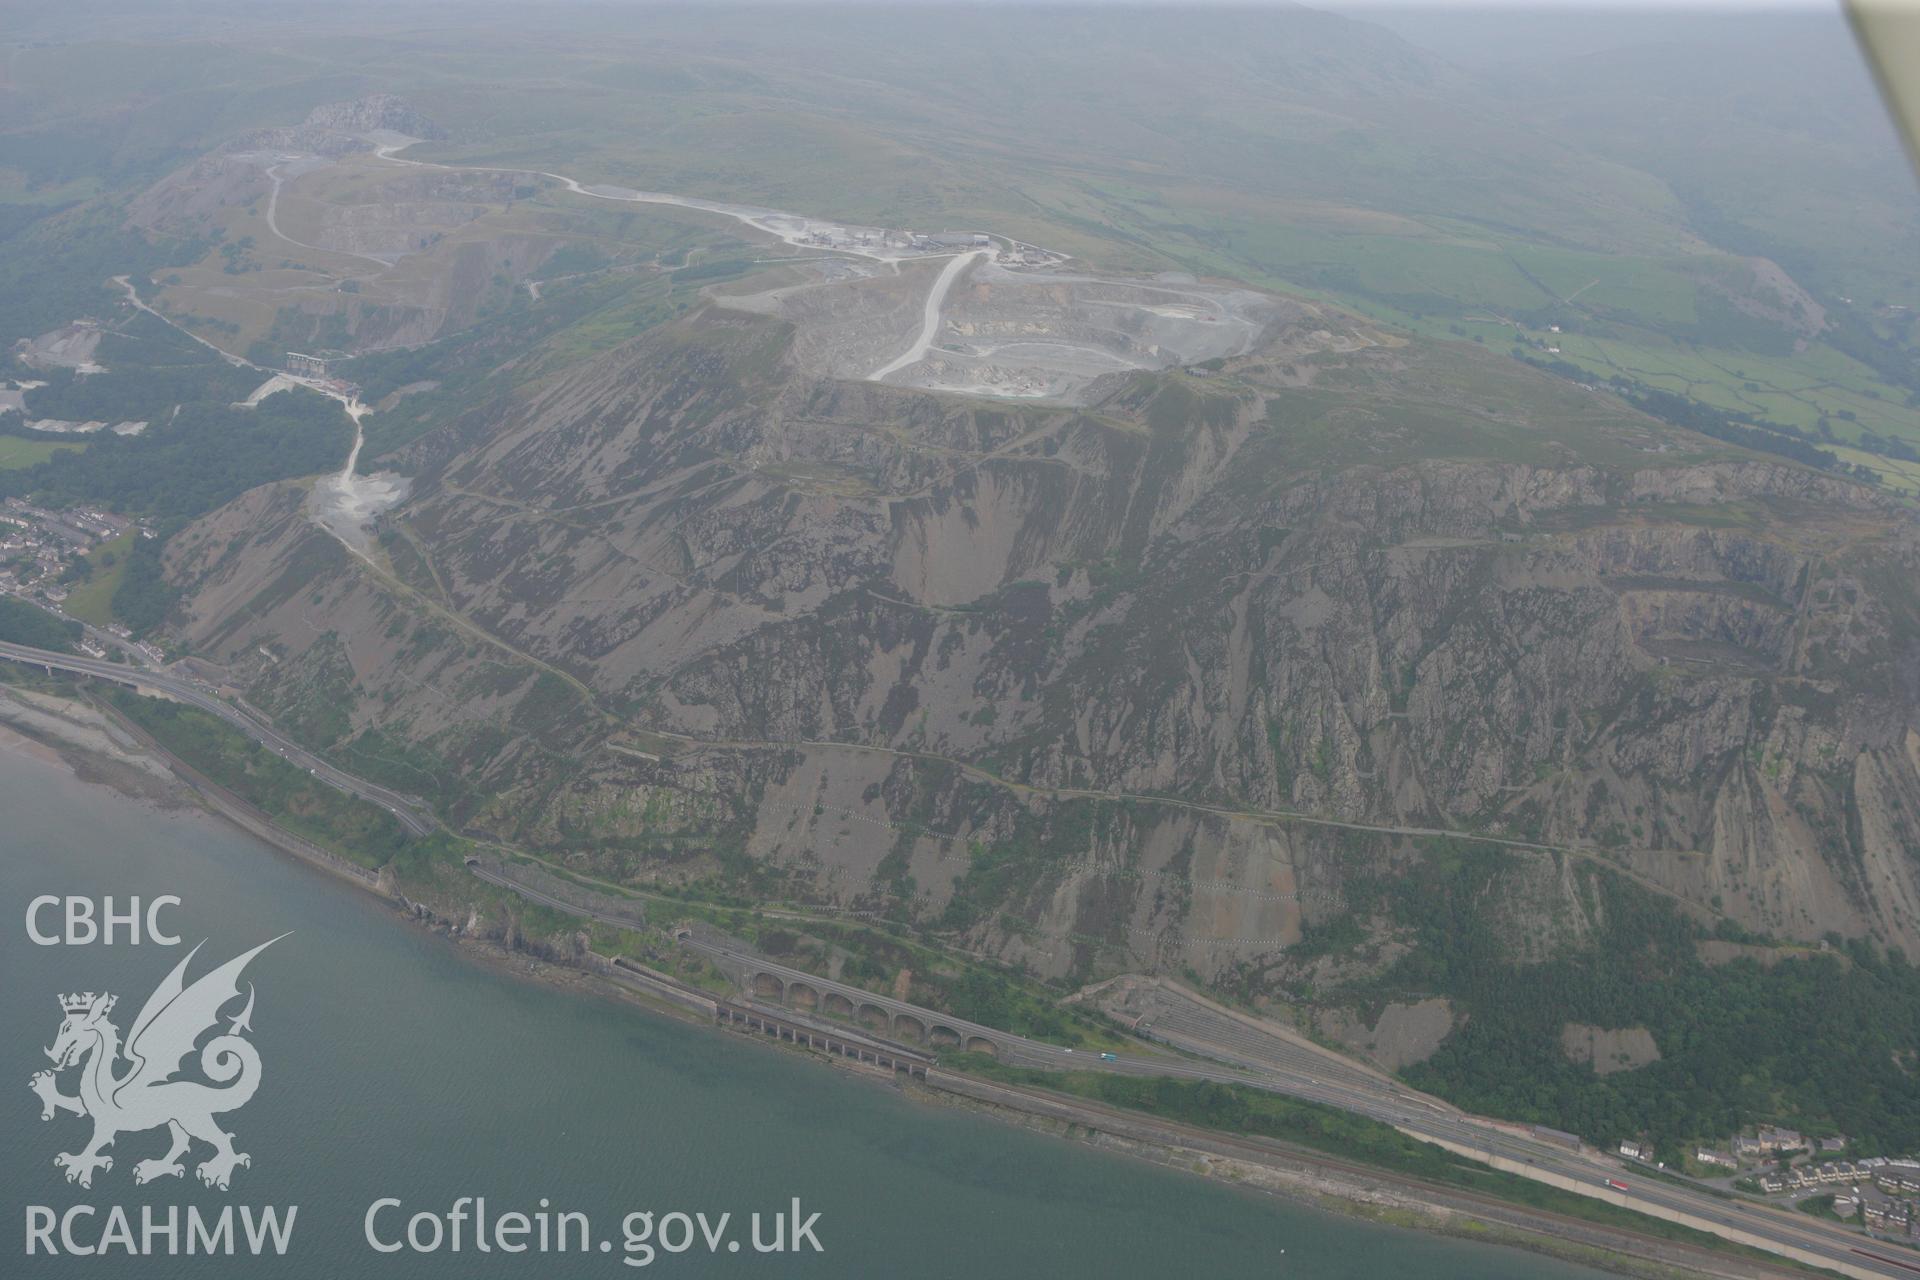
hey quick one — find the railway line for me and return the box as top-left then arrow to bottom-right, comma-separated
4,637 -> 1913,1275
0,640 -> 438,837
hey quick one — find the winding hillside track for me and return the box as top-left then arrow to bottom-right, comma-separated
643,728 -> 1705,907
53,127 -> 1917,1280
7,629 -> 1903,1274
262,165 -> 392,268
371,141 -> 1011,266
868,248 -> 988,381
111,276 -> 255,370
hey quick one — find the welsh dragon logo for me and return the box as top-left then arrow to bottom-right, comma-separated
29,936 -> 285,1191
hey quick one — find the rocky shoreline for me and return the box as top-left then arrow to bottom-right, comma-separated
0,680 -> 1796,1280
911,1072 -> 1796,1280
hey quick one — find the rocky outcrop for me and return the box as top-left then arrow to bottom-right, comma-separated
297,94 -> 442,141
161,310 -> 1920,991
231,94 -> 443,157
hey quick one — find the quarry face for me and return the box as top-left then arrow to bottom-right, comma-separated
725,254 -> 1290,403
124,91 -> 1290,402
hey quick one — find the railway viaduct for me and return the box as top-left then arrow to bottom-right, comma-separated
685,938 -> 1011,1058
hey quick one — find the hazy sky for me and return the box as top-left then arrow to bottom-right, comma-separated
1308,0 -> 1836,9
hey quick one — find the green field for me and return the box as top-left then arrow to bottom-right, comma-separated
1545,331 -> 1916,441
0,436 -> 84,470
6,6 -> 1907,479
59,528 -> 134,626
1106,211 -> 1920,453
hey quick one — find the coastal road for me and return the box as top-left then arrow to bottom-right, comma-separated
466,862 -> 645,929
9,628 -> 1899,1274
0,640 -> 438,837
679,937 -> 1918,1280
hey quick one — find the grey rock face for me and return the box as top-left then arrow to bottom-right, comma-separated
162,311 -> 1920,985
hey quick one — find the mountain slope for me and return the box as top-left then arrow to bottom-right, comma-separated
162,300 -> 1920,985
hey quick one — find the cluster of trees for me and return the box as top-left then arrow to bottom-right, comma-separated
929,966 -> 1073,1043
0,596 -> 81,652
1617,383 -> 1859,474
107,689 -> 413,871
17,359 -> 253,425
109,528 -> 177,636
1514,354 -> 1876,478
1859,430 -> 1920,463
0,388 -> 350,520
0,369 -> 349,635
0,201 -> 208,349
1355,843 -> 1920,1155
1822,308 -> 1920,404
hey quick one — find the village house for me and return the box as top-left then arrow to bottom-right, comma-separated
1757,1127 -> 1808,1152
1864,1199 -> 1912,1233
1874,1166 -> 1920,1197
1813,1161 -> 1859,1185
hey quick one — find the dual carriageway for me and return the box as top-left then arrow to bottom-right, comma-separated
2,637 -> 1914,1277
